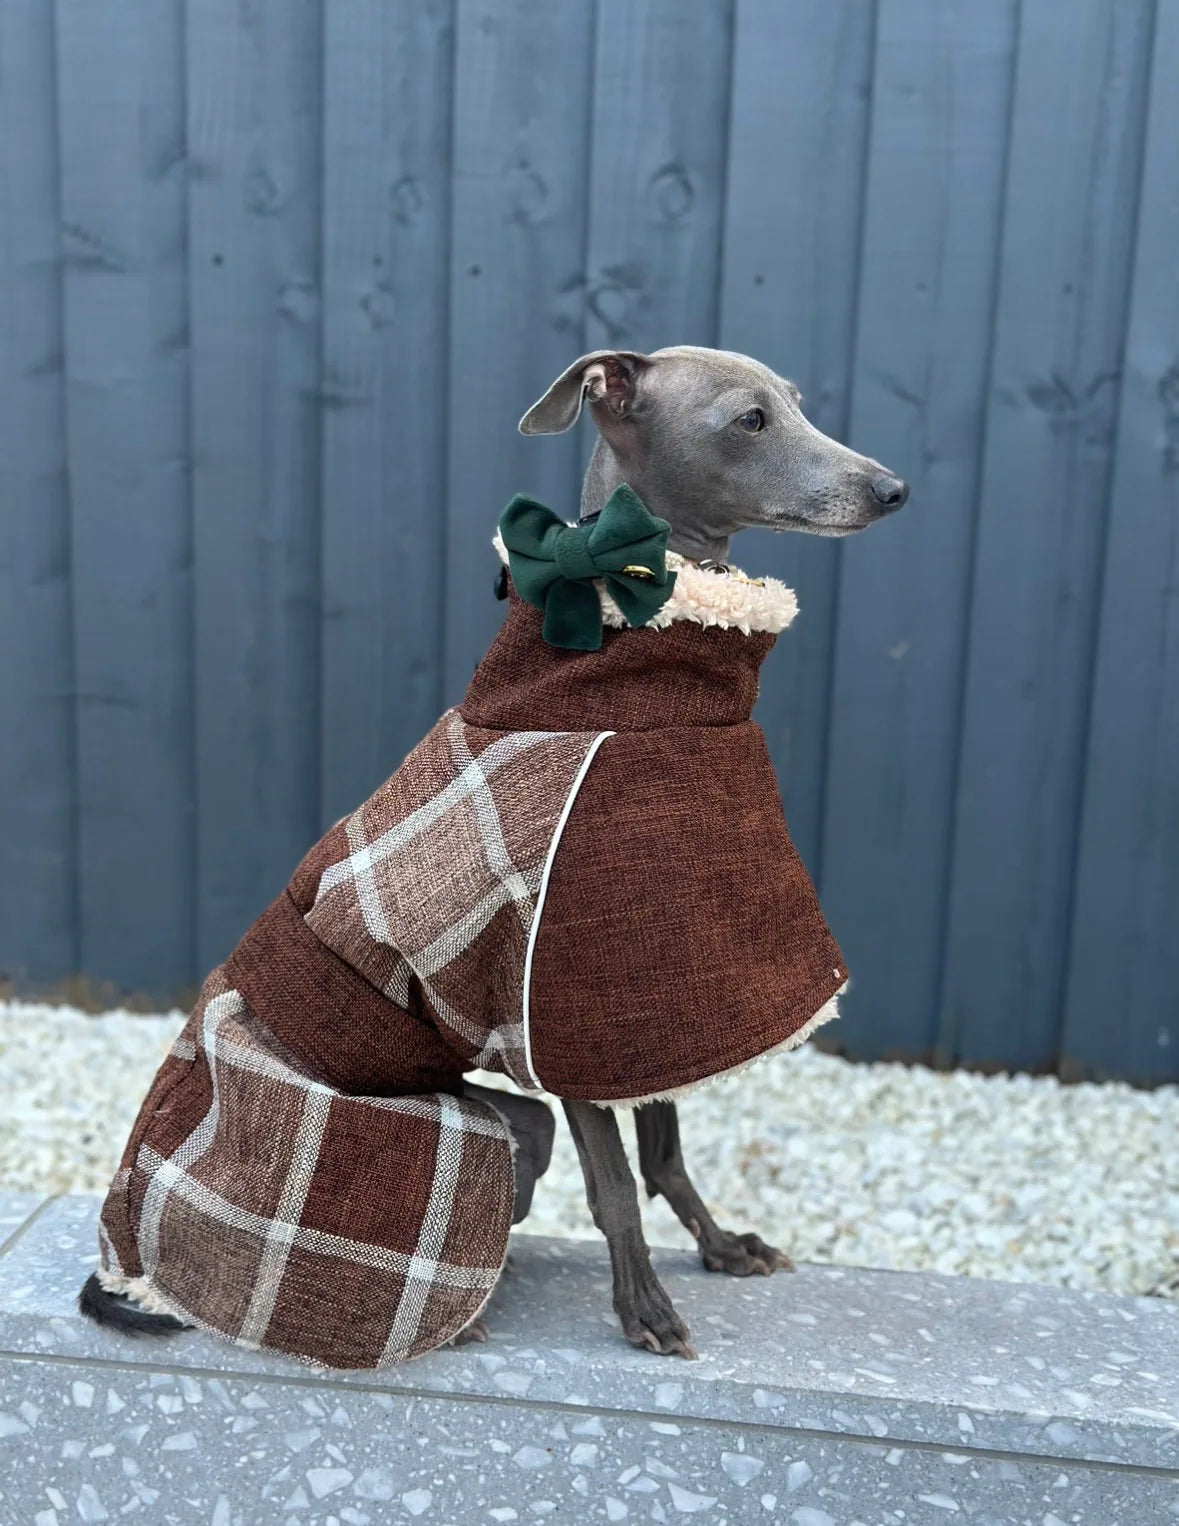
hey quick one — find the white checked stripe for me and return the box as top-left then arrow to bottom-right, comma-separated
384,958 -> 412,1007
344,818 -> 394,946
412,970 -> 534,1085
381,1093 -> 467,1362
316,718 -> 558,901
448,718 -> 534,935
407,864 -> 543,979
471,1021 -> 528,1066
135,1142 -> 503,1290
356,1091 -> 508,1133
137,989 -> 244,1281
237,1083 -> 333,1346
205,1028 -> 510,1136
97,1215 -> 123,1275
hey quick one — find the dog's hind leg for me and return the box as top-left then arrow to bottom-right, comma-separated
634,1100 -> 792,1276
462,1081 -> 555,1225
562,1099 -> 695,1358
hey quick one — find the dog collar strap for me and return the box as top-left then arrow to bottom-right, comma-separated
499,485 -> 677,651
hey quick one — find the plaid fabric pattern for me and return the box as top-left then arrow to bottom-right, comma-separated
305,708 -> 608,1090
99,967 -> 516,1368
95,573 -> 843,1367
98,706 -> 610,1367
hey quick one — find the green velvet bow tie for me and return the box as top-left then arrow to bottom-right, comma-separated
499,485 -> 677,651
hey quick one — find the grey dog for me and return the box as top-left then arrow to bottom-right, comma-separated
79,344 -> 906,1360
513,344 -> 908,1358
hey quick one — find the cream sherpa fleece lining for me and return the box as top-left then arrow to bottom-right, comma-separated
492,532 -> 799,637
594,982 -> 847,1109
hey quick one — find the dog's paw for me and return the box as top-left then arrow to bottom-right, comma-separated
692,1222 -> 794,1277
618,1284 -> 696,1359
447,1317 -> 489,1347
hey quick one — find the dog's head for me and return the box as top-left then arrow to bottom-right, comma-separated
521,346 -> 907,552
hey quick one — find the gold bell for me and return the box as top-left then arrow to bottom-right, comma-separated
621,564 -> 656,580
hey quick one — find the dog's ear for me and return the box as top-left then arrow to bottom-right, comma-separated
519,351 -> 651,435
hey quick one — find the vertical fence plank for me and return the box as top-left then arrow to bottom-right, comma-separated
584,0 -> 734,355
55,0 -> 194,995
188,0 -> 324,972
1062,2 -> 1178,1084
442,0 -> 597,703
819,0 -> 1019,1059
719,0 -> 875,874
0,1 -> 76,984
319,0 -> 454,823
939,0 -> 1156,1071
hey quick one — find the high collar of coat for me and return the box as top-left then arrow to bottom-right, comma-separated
492,531 -> 798,638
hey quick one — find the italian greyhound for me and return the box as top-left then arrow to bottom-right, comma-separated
515,345 -> 907,1357
79,345 -> 906,1359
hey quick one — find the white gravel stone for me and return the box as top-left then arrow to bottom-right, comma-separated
1,1001 -> 1176,1298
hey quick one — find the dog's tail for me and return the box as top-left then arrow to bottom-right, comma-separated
77,1272 -> 191,1337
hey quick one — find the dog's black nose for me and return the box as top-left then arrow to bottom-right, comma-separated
871,474 -> 909,509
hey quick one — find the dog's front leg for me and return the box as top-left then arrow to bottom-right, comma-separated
635,1101 -> 792,1276
562,1100 -> 695,1358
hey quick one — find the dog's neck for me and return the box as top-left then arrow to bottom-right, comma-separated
580,441 -> 733,566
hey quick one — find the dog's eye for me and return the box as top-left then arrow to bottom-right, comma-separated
738,407 -> 765,433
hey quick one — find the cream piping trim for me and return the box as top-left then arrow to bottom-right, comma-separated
521,730 -> 615,1090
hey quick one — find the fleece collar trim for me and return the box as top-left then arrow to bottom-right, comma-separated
493,532 -> 798,637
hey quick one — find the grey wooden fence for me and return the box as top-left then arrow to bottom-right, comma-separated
1,0 -> 1175,1082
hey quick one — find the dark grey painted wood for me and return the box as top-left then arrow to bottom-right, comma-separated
583,0 -> 734,355
572,0 -> 736,576
318,0 -> 454,825
54,0 -> 195,994
442,0 -> 597,706
187,0 -> 324,973
1063,1 -> 1178,1084
939,0 -> 1156,1071
719,0 -> 876,877
820,0 -> 1019,1059
0,0 -> 76,983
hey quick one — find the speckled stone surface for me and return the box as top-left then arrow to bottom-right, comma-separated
1,1193 -> 1177,1524
0,1193 -> 46,1253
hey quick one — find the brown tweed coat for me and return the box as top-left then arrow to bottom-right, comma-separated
96,546 -> 846,1370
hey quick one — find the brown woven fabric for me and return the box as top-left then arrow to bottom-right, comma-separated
97,569 -> 844,1368
303,710 -> 606,1090
528,724 -> 845,1099
462,586 -> 844,1101
463,587 -> 775,732
224,887 -> 462,1097
97,706 -> 604,1369
99,968 -> 515,1368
